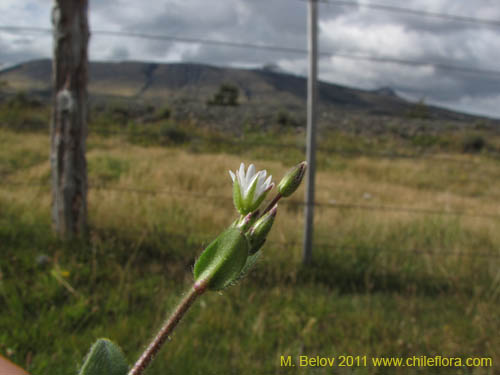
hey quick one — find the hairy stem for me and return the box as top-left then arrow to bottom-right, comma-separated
128,282 -> 207,375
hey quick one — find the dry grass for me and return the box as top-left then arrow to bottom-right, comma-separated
3,128 -> 500,257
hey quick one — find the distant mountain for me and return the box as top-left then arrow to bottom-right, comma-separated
0,59 -> 496,130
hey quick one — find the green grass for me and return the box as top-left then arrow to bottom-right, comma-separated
88,155 -> 130,184
0,117 -> 499,375
1,201 -> 498,374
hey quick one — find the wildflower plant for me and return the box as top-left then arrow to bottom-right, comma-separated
77,161 -> 307,375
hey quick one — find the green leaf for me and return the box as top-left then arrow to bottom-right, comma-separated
234,250 -> 261,283
78,338 -> 128,375
243,175 -> 259,213
193,227 -> 249,290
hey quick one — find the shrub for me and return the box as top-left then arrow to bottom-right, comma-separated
275,110 -> 300,128
158,122 -> 190,144
207,84 -> 239,106
461,133 -> 486,153
156,106 -> 171,120
406,98 -> 431,119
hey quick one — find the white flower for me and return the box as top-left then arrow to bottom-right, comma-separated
229,163 -> 274,214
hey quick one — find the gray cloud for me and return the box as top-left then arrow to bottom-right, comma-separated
110,45 -> 130,60
314,1 -> 500,117
0,0 -> 499,118
0,33 -> 50,63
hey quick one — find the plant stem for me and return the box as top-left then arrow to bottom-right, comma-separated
128,282 -> 207,375
261,192 -> 282,217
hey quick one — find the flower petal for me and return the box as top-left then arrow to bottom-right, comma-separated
256,171 -> 267,196
245,172 -> 260,197
232,176 -> 244,214
264,175 -> 272,188
229,170 -> 236,182
239,163 -> 245,180
246,164 -> 256,185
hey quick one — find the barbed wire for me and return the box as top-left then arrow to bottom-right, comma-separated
1,26 -> 500,78
312,0 -> 500,29
88,184 -> 500,220
2,181 -> 499,220
2,182 -> 499,258
271,239 -> 500,259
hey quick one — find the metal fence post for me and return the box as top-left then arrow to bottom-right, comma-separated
303,0 -> 318,264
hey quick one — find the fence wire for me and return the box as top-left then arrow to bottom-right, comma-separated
2,181 -> 498,220
1,181 -> 500,260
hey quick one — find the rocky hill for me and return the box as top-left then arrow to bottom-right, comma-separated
1,59 -> 497,132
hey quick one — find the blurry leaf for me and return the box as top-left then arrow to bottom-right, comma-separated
78,338 -> 128,375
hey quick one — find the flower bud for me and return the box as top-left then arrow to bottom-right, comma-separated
278,161 -> 307,197
235,210 -> 260,231
193,227 -> 249,290
247,204 -> 277,254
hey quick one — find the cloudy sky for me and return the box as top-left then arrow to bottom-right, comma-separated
1,0 -> 500,118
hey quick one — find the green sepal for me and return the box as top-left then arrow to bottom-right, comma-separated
250,188 -> 270,213
249,238 -> 266,255
193,227 -> 249,290
78,338 -> 128,375
243,175 -> 259,213
232,178 -> 244,214
248,205 -> 277,254
233,211 -> 260,231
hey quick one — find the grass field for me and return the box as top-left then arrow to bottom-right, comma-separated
1,119 -> 500,374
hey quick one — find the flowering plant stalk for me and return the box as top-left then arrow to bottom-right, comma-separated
77,161 -> 307,375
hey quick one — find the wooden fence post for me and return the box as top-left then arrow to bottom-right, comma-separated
50,0 -> 89,238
